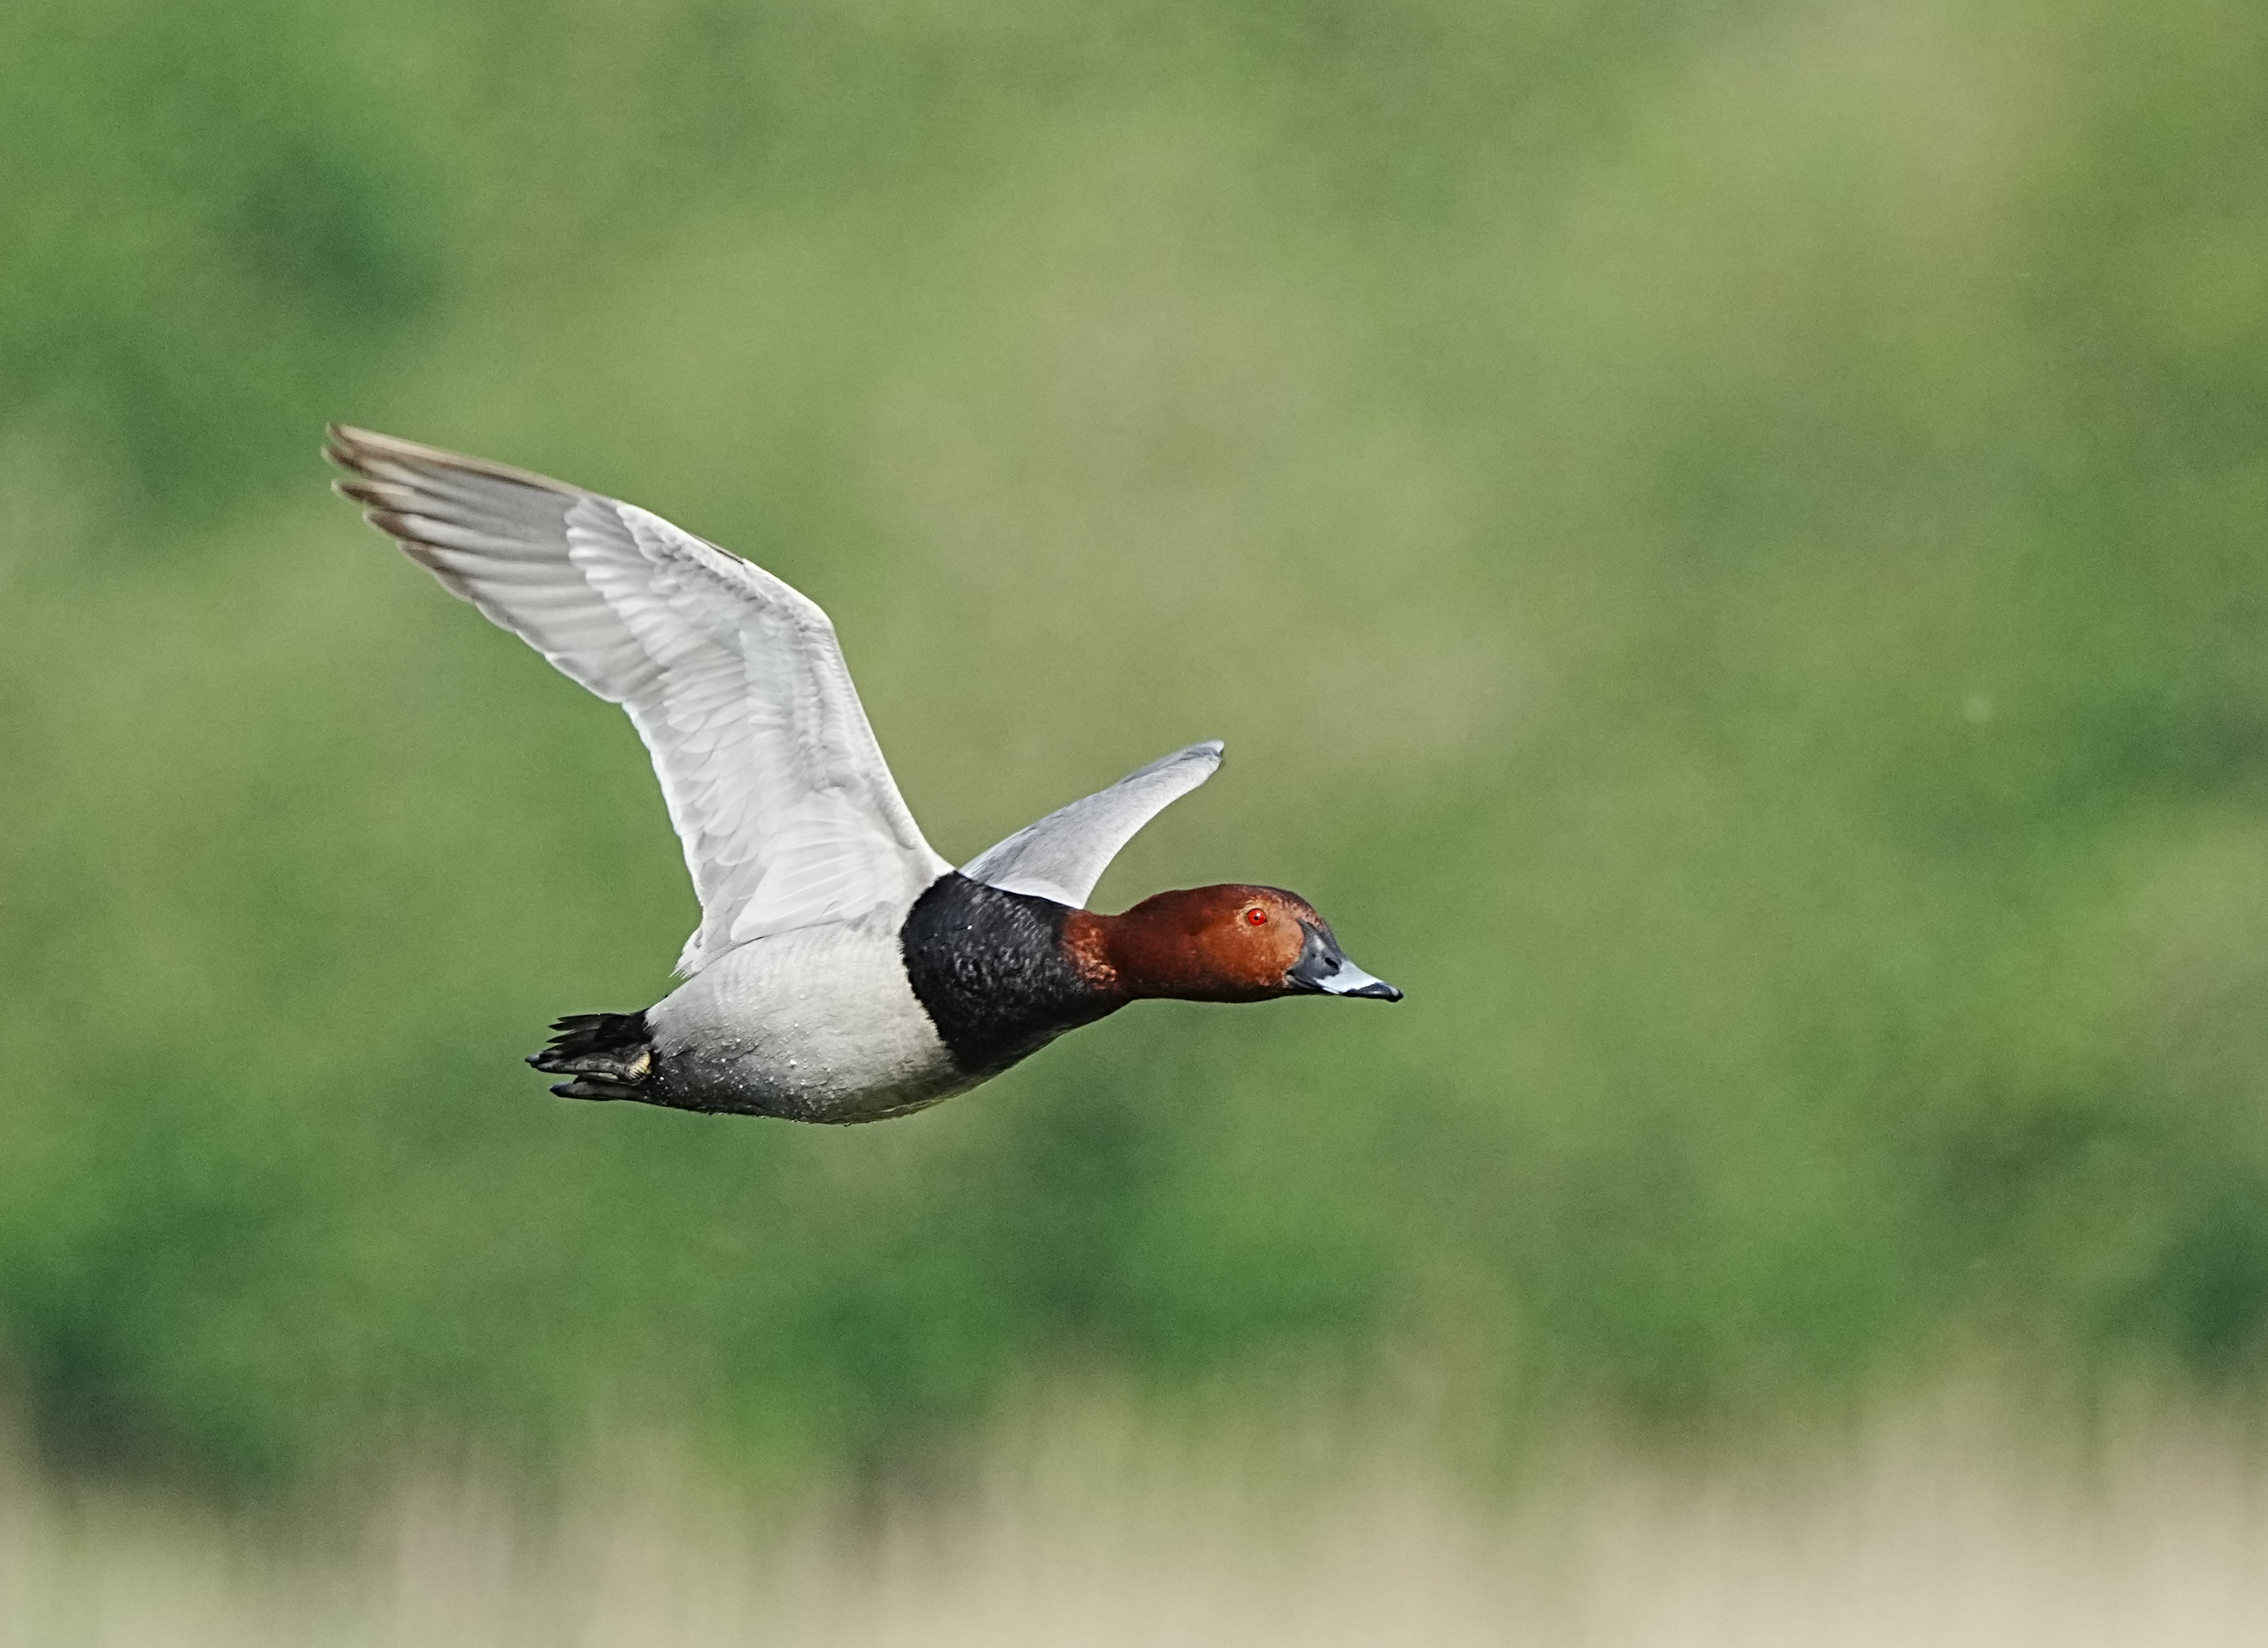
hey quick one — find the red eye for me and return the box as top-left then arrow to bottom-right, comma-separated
1245,907 -> 1267,926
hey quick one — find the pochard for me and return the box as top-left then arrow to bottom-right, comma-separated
327,426 -> 1400,1123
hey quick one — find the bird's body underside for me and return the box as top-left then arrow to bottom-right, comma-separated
531,916 -> 975,1122
530,876 -> 1125,1123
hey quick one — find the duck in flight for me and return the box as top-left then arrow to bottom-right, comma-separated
327,427 -> 1400,1124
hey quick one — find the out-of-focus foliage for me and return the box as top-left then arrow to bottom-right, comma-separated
5,0 -> 2268,1487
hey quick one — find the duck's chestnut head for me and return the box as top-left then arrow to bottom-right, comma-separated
1069,884 -> 1402,1004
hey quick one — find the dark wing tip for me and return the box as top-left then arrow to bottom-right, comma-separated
320,423 -> 584,499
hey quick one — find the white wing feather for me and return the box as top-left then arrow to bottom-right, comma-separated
963,742 -> 1223,908
327,425 -> 951,975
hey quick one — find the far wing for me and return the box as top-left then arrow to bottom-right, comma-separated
327,425 -> 951,975
963,742 -> 1223,908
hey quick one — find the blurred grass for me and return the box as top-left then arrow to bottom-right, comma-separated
11,1398 -> 2268,1646
5,0 -> 2268,1488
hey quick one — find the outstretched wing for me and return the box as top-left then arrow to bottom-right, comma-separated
963,741 -> 1223,908
327,425 -> 951,975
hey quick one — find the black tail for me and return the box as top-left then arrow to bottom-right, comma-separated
528,1011 -> 654,1100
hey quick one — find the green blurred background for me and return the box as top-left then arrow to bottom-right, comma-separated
4,0 -> 2268,1495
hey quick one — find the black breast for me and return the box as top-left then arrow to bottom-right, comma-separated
900,873 -> 1119,1077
